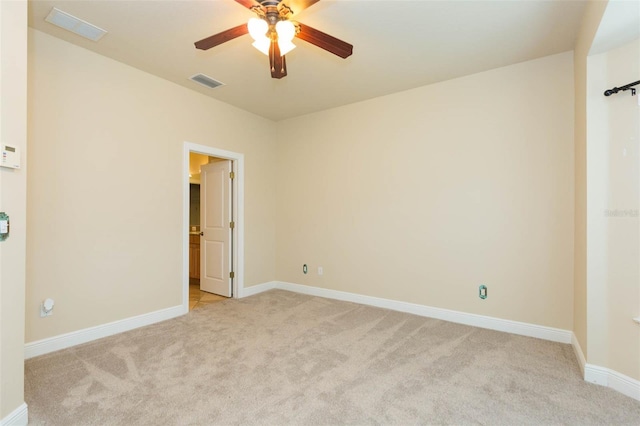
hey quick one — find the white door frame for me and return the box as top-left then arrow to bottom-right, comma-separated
182,142 -> 244,313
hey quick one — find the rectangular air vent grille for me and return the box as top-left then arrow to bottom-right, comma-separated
45,8 -> 107,42
190,74 -> 225,89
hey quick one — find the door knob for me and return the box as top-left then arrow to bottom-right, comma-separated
199,232 -> 204,236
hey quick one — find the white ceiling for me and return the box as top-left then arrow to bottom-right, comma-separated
590,0 -> 640,55
28,0 -> 591,121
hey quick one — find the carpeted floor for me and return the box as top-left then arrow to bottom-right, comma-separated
25,290 -> 640,425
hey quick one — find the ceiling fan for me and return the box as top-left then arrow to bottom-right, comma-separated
194,0 -> 353,79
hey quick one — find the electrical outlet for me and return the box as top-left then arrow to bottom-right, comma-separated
303,264 -> 308,274
318,266 -> 323,275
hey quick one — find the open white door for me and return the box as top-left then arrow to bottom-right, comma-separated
200,160 -> 233,297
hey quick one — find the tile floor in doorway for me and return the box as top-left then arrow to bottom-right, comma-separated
189,279 -> 228,310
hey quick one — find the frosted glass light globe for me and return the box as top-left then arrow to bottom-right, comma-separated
248,18 -> 268,41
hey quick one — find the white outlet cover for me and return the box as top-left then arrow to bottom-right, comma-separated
318,266 -> 323,275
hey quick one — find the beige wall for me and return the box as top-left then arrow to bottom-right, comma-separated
0,0 -> 28,420
573,0 -> 609,362
573,0 -> 640,382
26,30 -> 277,343
586,39 -> 640,379
276,52 -> 575,329
11,2 -> 639,410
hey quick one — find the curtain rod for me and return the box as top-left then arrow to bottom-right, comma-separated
604,80 -> 640,97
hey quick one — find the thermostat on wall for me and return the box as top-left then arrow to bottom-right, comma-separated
1,144 -> 21,169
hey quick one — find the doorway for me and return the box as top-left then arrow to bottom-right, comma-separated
183,142 -> 244,314
189,156 -> 229,309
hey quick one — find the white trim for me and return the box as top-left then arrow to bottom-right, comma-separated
22,278 -> 273,359
584,364 -> 640,401
264,283 -> 640,402
574,334 -> 640,402
0,403 -> 28,426
24,305 -> 183,359
239,281 -> 277,298
274,282 -> 572,343
608,369 -> 640,401
22,278 -> 640,403
584,363 -> 609,386
571,332 -> 587,375
183,142 -> 245,312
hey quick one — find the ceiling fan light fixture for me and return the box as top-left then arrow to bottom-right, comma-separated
252,38 -> 271,55
247,17 -> 268,41
248,17 -> 270,55
194,0 -> 353,79
275,20 -> 295,42
278,39 -> 296,56
275,20 -> 296,56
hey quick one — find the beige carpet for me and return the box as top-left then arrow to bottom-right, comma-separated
25,290 -> 640,425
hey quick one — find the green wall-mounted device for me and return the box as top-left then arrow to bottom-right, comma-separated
479,284 -> 488,300
0,212 -> 9,241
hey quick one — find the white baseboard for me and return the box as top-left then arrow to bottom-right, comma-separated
571,332 -> 587,375
270,282 -> 640,402
0,403 -> 27,426
24,281 -> 639,403
585,364 -> 640,401
274,281 -> 572,343
608,369 -> 640,401
24,280 -> 281,358
24,279 -> 282,358
25,305 -> 184,359
239,281 -> 277,298
584,363 -> 609,386
572,333 -> 640,402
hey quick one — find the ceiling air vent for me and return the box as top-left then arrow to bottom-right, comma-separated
45,7 -> 107,42
189,74 -> 225,90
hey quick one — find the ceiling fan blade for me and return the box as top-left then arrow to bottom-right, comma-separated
296,24 -> 353,59
233,0 -> 260,9
195,24 -> 248,50
269,42 -> 287,79
285,0 -> 320,14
